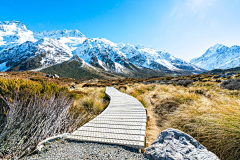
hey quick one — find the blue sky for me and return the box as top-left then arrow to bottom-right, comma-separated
1,0 -> 240,61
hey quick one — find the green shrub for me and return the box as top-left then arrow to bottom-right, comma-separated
0,78 -> 68,98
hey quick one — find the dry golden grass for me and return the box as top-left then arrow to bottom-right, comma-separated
119,82 -> 240,160
68,87 -> 109,129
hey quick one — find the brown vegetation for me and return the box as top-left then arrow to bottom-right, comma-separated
78,73 -> 231,88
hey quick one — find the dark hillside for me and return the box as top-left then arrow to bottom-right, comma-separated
41,57 -> 125,80
202,66 -> 240,75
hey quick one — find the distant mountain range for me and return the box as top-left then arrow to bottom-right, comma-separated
190,44 -> 240,70
1,20 -> 239,80
0,20 -> 204,79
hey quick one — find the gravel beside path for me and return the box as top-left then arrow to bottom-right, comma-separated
25,139 -> 148,160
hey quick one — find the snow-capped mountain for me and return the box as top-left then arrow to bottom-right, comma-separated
0,20 -> 86,51
119,43 -> 201,71
0,20 -> 36,51
0,37 -> 72,71
0,20 -> 204,76
72,38 -> 203,74
190,44 -> 240,70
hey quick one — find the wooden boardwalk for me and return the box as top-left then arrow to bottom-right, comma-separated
66,87 -> 147,149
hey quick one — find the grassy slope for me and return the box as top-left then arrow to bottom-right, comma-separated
41,59 -> 125,80
117,82 -> 240,160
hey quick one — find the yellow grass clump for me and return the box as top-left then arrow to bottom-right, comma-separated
69,87 -> 109,128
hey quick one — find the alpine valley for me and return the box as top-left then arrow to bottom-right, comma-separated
0,20 -> 204,80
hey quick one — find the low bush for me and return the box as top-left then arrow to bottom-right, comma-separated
0,78 -> 68,98
175,79 -> 193,87
82,83 -> 99,87
0,78 -> 109,159
220,79 -> 240,90
116,85 -> 127,90
69,90 -> 88,99
29,76 -> 44,83
0,92 -> 84,159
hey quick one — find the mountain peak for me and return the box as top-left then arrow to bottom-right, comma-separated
0,20 -> 27,32
200,44 -> 228,58
135,44 -> 145,49
190,44 -> 240,70
209,43 -> 225,50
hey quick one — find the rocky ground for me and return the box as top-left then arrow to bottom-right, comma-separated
24,139 -> 147,160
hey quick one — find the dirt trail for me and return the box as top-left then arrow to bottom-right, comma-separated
145,95 -> 162,145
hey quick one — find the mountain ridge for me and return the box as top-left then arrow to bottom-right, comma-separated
0,20 -> 204,79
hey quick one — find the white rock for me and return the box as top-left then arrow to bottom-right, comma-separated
144,128 -> 219,160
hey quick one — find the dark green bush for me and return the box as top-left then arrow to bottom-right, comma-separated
221,79 -> 240,90
176,79 -> 193,87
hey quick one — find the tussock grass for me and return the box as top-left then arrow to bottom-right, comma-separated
68,87 -> 109,132
119,82 -> 240,160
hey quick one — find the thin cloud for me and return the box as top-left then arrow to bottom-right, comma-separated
186,0 -> 215,18
170,0 -> 216,20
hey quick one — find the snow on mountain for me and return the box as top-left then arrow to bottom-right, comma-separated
57,37 -> 87,51
33,38 -> 73,70
0,20 -> 204,74
119,43 -> 200,71
36,29 -> 85,39
0,20 -> 37,51
0,37 -> 72,71
35,29 -> 88,52
33,29 -> 86,48
190,44 -> 240,70
73,38 -> 203,74
73,38 -> 134,74
0,20 -> 27,32
0,20 -> 86,51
